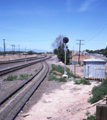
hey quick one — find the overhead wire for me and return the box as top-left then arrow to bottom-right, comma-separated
85,0 -> 107,44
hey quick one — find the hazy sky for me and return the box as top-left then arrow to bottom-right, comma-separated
0,0 -> 107,52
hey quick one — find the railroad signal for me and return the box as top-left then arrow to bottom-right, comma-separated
62,37 -> 69,78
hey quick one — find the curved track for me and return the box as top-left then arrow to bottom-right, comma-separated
0,61 -> 49,120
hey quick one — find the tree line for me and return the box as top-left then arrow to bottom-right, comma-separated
86,46 -> 107,56
0,50 -> 43,55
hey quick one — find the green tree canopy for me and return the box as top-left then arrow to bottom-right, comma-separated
52,35 -> 71,65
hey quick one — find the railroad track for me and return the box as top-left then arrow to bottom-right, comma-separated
0,56 -> 46,70
0,61 -> 49,120
0,56 -> 45,64
0,56 -> 50,76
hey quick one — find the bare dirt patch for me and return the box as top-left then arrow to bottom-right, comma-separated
16,57 -> 105,120
0,54 -> 37,61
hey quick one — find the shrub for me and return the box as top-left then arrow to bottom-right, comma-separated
50,64 -> 75,78
19,74 -> 29,80
87,115 -> 96,120
74,79 -> 91,85
88,79 -> 107,104
48,74 -> 56,81
85,110 -> 96,120
3,75 -> 17,81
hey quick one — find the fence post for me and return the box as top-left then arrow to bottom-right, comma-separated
96,104 -> 107,120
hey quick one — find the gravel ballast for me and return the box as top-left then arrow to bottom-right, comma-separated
0,62 -> 42,102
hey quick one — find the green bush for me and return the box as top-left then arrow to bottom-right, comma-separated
50,64 -> 75,78
48,74 -> 67,82
74,79 -> 91,85
87,115 -> 96,120
85,110 -> 96,120
19,74 -> 29,80
3,75 -> 17,81
48,64 -> 84,82
48,74 -> 56,81
88,79 -> 107,104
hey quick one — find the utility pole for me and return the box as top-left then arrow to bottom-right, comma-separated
76,40 -> 85,65
18,45 -> 20,52
13,45 -> 15,53
11,44 -> 14,54
3,39 -> 6,57
18,45 -> 20,55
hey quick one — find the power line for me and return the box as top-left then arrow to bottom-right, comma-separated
85,1 -> 107,44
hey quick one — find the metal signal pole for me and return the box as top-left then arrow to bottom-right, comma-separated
62,37 -> 69,78
76,40 -> 85,65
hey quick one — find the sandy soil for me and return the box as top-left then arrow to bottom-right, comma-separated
22,81 -> 104,120
17,56 -> 106,120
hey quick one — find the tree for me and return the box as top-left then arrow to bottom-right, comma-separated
28,51 -> 33,55
103,46 -> 107,56
54,49 -> 58,54
52,35 -> 71,64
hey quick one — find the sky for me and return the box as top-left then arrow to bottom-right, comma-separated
0,0 -> 107,52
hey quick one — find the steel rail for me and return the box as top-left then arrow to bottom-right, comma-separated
0,62 -> 43,105
0,56 -> 45,64
11,61 -> 49,120
0,56 -> 50,76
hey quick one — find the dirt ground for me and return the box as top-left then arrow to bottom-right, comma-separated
0,54 -> 37,61
18,56 -> 106,120
22,81 -> 104,120
0,55 -> 106,120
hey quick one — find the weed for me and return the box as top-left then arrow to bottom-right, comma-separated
56,77 -> 67,82
19,74 -> 29,80
85,110 -> 96,120
29,74 -> 33,76
3,75 -> 17,81
48,74 -> 56,81
88,78 -> 107,104
87,115 -> 96,120
74,78 -> 91,85
50,64 -> 76,78
48,64 -> 84,82
74,80 -> 80,84
35,69 -> 37,72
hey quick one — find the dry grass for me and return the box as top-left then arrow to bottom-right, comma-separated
0,55 -> 37,61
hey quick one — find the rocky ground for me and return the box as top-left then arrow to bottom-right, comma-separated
0,62 -> 42,102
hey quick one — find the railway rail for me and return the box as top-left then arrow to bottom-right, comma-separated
0,56 -> 50,76
0,56 -> 45,70
0,61 -> 49,120
0,56 -> 45,64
